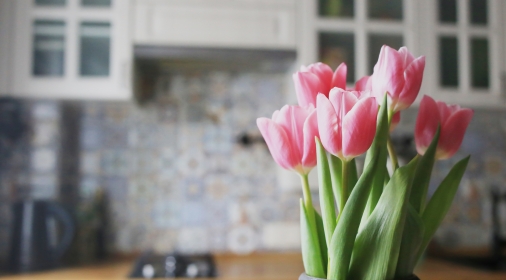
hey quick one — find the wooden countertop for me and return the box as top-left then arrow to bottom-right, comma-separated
2,253 -> 506,280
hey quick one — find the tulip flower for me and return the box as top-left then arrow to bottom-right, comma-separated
293,62 -> 347,107
257,105 -> 319,175
316,88 -> 378,161
355,75 -> 371,91
371,45 -> 425,112
415,95 -> 474,160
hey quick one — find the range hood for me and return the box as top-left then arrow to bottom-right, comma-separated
133,45 -> 297,103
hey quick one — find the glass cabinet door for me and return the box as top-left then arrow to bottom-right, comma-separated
32,20 -> 65,76
35,0 -> 66,6
79,22 -> 111,77
316,0 -> 407,83
81,0 -> 111,7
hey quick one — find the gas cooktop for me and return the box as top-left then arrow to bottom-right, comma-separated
129,252 -> 217,278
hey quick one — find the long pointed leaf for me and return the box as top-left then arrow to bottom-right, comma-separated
327,95 -> 390,280
410,127 -> 440,213
348,158 -> 419,280
316,138 -> 337,249
416,156 -> 470,263
395,204 -> 425,277
328,154 -> 343,213
314,209 -> 328,272
300,200 -> 326,278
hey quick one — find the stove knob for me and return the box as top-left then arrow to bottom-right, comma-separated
186,263 -> 199,278
142,264 -> 155,279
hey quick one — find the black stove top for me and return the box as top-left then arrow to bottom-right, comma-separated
129,252 -> 217,278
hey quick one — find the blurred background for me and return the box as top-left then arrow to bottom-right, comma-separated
0,0 -> 505,276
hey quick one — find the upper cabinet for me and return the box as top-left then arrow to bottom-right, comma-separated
297,0 -> 506,107
3,0 -> 132,100
132,0 -> 297,50
418,0 -> 504,107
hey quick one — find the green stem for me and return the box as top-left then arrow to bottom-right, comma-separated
300,173 -> 313,212
387,109 -> 399,171
387,135 -> 399,171
340,159 -> 349,215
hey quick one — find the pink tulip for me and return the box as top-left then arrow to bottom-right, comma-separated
293,62 -> 347,107
257,105 -> 319,175
355,75 -> 371,91
316,88 -> 378,161
415,95 -> 474,160
371,45 -> 425,112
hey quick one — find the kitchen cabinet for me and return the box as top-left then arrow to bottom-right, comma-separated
2,0 -> 132,100
296,0 -> 506,107
133,0 -> 296,50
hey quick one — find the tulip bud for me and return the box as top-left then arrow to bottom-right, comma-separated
415,95 -> 474,160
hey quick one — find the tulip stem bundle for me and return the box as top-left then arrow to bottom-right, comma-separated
257,45 -> 474,280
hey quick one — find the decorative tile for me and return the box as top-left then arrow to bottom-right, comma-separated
101,150 -> 130,176
32,121 -> 59,146
32,101 -> 59,121
182,177 -> 205,200
261,222 -> 300,250
128,126 -> 159,149
80,151 -> 100,175
177,150 -> 207,177
131,150 -> 159,175
31,148 -> 57,173
227,225 -> 258,255
157,147 -> 178,181
102,124 -> 129,149
176,227 -> 209,253
101,176 -> 128,202
79,176 -> 100,198
205,174 -> 230,201
181,201 -> 207,226
153,199 -> 181,229
203,126 -> 233,154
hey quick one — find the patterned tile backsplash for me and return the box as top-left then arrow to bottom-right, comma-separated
1,70 -> 506,262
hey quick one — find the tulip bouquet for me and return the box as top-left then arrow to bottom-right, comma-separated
257,45 -> 474,280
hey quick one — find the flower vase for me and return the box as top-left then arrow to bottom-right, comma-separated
299,273 -> 420,280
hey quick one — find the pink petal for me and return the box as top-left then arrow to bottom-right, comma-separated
395,56 -> 425,111
342,97 -> 378,159
390,111 -> 401,131
293,72 -> 322,107
437,108 -> 474,159
415,95 -> 441,155
398,46 -> 415,68
372,45 -> 406,104
274,106 -> 304,162
308,62 -> 334,88
302,110 -> 319,170
332,63 -> 347,90
355,75 -> 371,91
436,101 -> 452,123
316,94 -> 342,156
328,88 -> 359,123
257,118 -> 299,170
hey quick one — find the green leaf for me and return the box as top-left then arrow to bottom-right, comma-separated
314,210 -> 328,272
416,156 -> 470,263
300,200 -> 326,278
316,138 -> 337,250
348,158 -> 419,280
410,127 -> 440,213
326,94 -> 390,280
348,158 -> 358,196
328,154 -> 343,212
395,204 -> 425,278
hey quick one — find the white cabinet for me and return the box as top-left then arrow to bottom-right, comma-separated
417,0 -> 505,108
4,0 -> 132,100
133,0 -> 296,50
297,0 -> 506,108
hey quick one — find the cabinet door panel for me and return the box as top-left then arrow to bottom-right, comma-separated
134,4 -> 295,49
